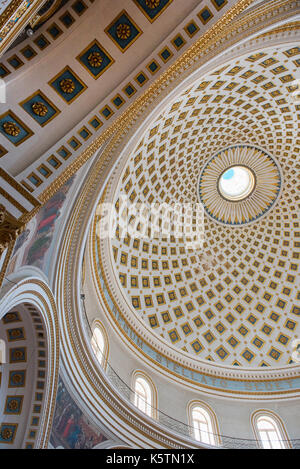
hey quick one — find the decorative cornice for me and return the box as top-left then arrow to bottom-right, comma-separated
0,0 -> 47,56
0,0 -> 24,29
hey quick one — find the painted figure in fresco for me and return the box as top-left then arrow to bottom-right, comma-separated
50,378 -> 108,449
13,229 -> 30,253
55,403 -> 72,434
63,414 -> 75,439
23,175 -> 76,270
68,423 -> 82,449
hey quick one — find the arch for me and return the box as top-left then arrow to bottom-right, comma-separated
131,370 -> 158,419
90,319 -> 109,370
0,277 -> 59,448
251,410 -> 291,449
187,400 -> 221,446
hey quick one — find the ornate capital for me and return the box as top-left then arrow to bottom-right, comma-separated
0,204 -> 24,257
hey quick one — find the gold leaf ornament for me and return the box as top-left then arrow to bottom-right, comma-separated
1,428 -> 13,440
32,101 -> 48,117
116,23 -> 131,40
145,0 -> 160,8
59,78 -> 75,94
88,51 -> 103,68
3,121 -> 20,136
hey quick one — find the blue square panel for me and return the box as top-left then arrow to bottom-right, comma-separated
8,370 -> 26,388
77,39 -> 115,79
20,90 -> 60,127
198,7 -> 213,24
9,347 -> 26,363
72,0 -> 87,16
20,45 -> 37,60
34,34 -> 50,50
211,0 -> 228,10
7,54 -> 23,69
133,0 -> 173,23
59,11 -> 75,28
2,311 -> 21,323
0,111 -> 34,146
48,66 -> 87,104
4,396 -> 23,415
7,327 -> 25,341
0,63 -> 10,78
105,10 -> 142,52
0,424 -> 18,444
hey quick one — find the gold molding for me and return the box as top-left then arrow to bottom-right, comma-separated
0,238 -> 15,288
0,0 -> 24,29
19,89 -> 61,127
29,0 -> 62,28
0,0 -> 47,56
0,168 -> 41,217
132,0 -> 174,24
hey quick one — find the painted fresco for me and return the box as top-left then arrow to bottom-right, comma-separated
50,377 -> 108,449
6,175 -> 76,276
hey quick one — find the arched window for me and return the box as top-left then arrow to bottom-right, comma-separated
91,321 -> 108,369
252,410 -> 291,449
132,371 -> 157,419
188,401 -> 220,446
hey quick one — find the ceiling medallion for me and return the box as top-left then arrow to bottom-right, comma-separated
59,78 -> 75,94
116,23 -> 131,40
198,145 -> 282,226
145,0 -> 161,8
3,121 -> 20,136
1,428 -> 13,440
32,101 -> 48,117
88,51 -> 103,68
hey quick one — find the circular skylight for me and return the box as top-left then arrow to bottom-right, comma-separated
218,165 -> 255,201
198,145 -> 281,225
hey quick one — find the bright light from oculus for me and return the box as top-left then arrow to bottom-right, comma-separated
218,165 -> 255,201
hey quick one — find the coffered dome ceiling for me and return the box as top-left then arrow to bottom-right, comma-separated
96,42 -> 300,369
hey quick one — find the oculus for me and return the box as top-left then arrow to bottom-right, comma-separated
198,145 -> 282,225
218,166 -> 255,201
